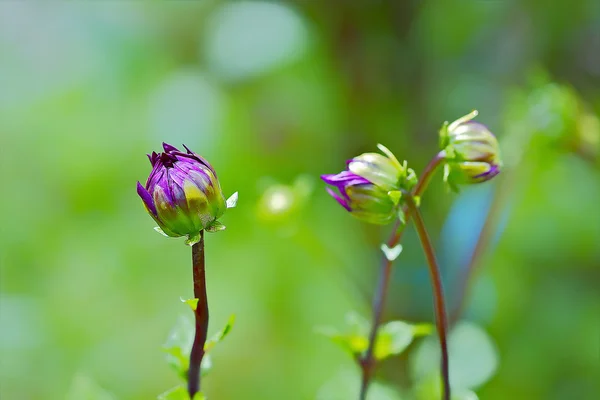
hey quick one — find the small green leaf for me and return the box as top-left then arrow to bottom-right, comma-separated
180,297 -> 199,311
163,316 -> 194,379
374,321 -> 432,361
185,232 -> 202,246
204,314 -> 236,353
163,316 -> 215,380
317,312 -> 430,361
157,385 -> 188,400
205,221 -> 226,233
200,354 -> 213,377
413,375 -> 479,400
316,327 -> 369,357
317,368 -> 406,400
410,321 -> 499,390
226,192 -> 239,208
66,374 -> 115,400
381,244 -> 403,261
315,312 -> 371,356
154,227 -> 170,237
157,385 -> 206,400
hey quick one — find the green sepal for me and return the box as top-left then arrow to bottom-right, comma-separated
205,221 -> 226,233
387,190 -> 402,205
185,232 -> 202,246
397,210 -> 406,226
443,164 -> 460,193
154,226 -> 170,237
226,192 -> 239,209
381,243 -> 403,261
413,196 -> 421,207
439,121 -> 450,149
180,297 -> 199,311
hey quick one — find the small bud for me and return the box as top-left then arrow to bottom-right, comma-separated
136,143 -> 227,240
321,145 -> 415,225
440,111 -> 502,186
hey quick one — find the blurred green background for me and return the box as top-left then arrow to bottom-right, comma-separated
1,1 -> 599,399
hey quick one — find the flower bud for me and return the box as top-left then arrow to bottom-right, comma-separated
440,111 -> 502,186
137,143 -> 227,242
321,144 -> 415,225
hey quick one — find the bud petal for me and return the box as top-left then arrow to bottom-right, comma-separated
348,153 -> 401,191
321,144 -> 411,225
136,143 -> 231,239
441,111 -> 502,186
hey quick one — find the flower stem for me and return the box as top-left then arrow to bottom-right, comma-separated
358,153 -> 444,399
406,197 -> 450,400
188,231 -> 209,399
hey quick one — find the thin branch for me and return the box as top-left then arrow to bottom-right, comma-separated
406,197 -> 450,400
359,154 -> 444,399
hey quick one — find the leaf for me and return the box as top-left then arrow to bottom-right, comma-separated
410,321 -> 499,390
162,316 -> 194,379
316,327 -> 369,357
66,373 -> 115,400
205,221 -> 226,233
317,312 -> 431,360
163,315 -> 217,380
413,375 -> 479,400
381,244 -> 403,261
157,386 -> 189,400
204,314 -> 236,353
157,386 -> 205,400
180,297 -> 199,311
316,368 -> 406,400
226,191 -> 239,208
374,321 -> 433,361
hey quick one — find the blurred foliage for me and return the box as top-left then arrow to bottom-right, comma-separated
1,1 -> 599,399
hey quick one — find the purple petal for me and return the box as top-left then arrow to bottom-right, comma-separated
146,152 -> 160,166
474,164 -> 500,180
162,142 -> 179,154
326,187 -> 351,211
321,171 -> 370,191
137,181 -> 158,216
181,144 -> 217,174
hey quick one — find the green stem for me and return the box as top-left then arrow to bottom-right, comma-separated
358,153 -> 444,400
188,231 -> 209,399
406,197 -> 450,400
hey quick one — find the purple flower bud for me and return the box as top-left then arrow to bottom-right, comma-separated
440,111 -> 502,186
137,143 -> 227,239
321,145 -> 413,225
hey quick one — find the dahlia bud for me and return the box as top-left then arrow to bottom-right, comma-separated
440,110 -> 502,187
321,144 -> 416,225
137,143 -> 235,245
